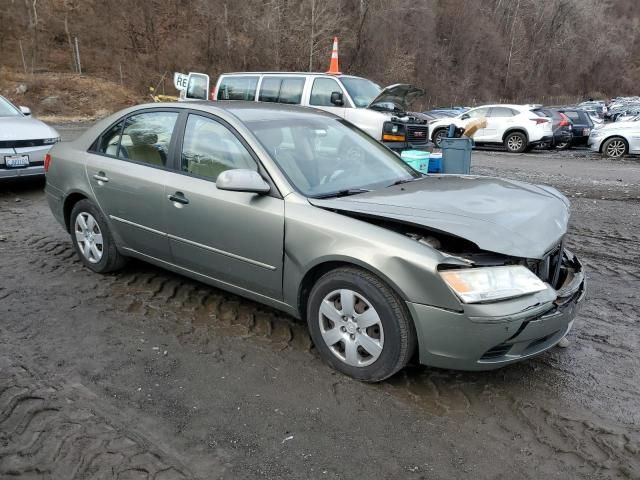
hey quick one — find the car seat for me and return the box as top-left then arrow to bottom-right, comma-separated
122,131 -> 165,166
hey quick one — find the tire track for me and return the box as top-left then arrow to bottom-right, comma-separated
0,359 -> 198,479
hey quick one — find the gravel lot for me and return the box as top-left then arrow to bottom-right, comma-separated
1,125 -> 639,479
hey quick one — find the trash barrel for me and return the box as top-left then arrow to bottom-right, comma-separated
400,150 -> 430,174
440,137 -> 473,174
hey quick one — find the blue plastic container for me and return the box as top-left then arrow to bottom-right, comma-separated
428,152 -> 442,173
400,150 -> 430,174
440,137 -> 473,174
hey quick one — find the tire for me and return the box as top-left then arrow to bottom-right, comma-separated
504,131 -> 528,153
432,128 -> 447,147
70,199 -> 126,273
602,137 -> 627,158
306,267 -> 416,382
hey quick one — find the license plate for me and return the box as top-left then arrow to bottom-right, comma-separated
4,154 -> 30,168
583,128 -> 591,136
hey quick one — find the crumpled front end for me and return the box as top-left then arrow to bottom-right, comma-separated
408,248 -> 585,371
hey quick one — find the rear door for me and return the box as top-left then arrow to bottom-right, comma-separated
485,107 -> 518,142
86,109 -> 179,261
163,111 -> 284,299
307,77 -> 347,118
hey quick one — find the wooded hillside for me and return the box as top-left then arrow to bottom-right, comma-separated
1,0 -> 638,107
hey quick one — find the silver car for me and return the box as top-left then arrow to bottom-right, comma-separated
588,118 -> 640,158
45,102 -> 585,382
0,95 -> 59,179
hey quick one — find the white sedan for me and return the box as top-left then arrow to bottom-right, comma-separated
588,118 -> 640,158
0,95 -> 59,180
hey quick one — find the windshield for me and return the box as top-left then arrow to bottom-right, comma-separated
0,96 -> 21,117
249,116 -> 420,197
340,77 -> 381,108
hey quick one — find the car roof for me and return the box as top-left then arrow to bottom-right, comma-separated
135,100 -> 339,122
219,72 -> 364,80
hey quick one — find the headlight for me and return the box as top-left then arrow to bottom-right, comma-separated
382,121 -> 405,142
43,137 -> 59,144
439,265 -> 547,303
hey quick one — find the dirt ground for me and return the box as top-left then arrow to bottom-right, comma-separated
1,127 -> 639,479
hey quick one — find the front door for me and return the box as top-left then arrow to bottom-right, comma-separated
307,77 -> 347,118
164,112 -> 284,300
86,110 -> 179,260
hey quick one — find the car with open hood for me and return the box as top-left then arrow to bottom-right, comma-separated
44,102 -> 585,382
179,71 -> 429,152
0,95 -> 59,179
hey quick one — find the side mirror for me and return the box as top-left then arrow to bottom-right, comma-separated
20,106 -> 31,116
216,169 -> 270,194
460,113 -> 470,120
330,91 -> 344,106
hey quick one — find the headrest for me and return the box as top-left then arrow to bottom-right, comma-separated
128,130 -> 158,145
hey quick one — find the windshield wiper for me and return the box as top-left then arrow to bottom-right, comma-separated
312,188 -> 371,199
387,177 -> 422,188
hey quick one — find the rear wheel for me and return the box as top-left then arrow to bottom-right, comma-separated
602,137 -> 627,158
432,128 -> 447,147
70,199 -> 126,273
504,132 -> 527,153
306,267 -> 416,382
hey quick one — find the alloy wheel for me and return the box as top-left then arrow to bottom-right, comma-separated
318,289 -> 384,367
605,139 -> 626,158
507,135 -> 524,151
74,212 -> 104,263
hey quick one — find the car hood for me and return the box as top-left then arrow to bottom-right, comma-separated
309,176 -> 570,259
368,84 -> 424,113
0,116 -> 58,141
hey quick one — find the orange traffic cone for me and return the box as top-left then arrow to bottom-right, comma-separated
326,37 -> 342,75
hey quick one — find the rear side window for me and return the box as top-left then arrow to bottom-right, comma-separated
217,76 -> 259,101
563,111 -> 581,122
118,112 -> 178,167
96,121 -> 125,156
258,77 -> 305,104
310,78 -> 343,107
489,107 -> 516,117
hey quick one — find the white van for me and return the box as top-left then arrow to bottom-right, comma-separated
181,72 -> 429,151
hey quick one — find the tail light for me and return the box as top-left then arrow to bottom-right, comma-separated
211,86 -> 218,101
530,118 -> 550,125
44,153 -> 52,172
558,113 -> 571,127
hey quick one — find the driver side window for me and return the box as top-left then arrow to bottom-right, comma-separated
310,78 -> 344,107
181,114 -> 257,182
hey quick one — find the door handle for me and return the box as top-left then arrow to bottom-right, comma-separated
168,192 -> 189,205
93,172 -> 109,183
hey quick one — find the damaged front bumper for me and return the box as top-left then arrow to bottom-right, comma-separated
407,251 -> 586,371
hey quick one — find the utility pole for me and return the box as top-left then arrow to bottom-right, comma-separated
74,36 -> 82,75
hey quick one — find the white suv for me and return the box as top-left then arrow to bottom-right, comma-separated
429,104 -> 554,153
179,71 -> 430,152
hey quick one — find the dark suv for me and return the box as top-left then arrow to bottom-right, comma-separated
558,109 -> 594,147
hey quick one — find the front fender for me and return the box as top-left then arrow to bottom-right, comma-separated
282,199 -> 463,316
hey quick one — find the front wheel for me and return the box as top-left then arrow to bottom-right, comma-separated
306,267 -> 416,382
432,129 -> 447,147
602,137 -> 627,158
70,199 -> 126,273
504,132 -> 528,153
